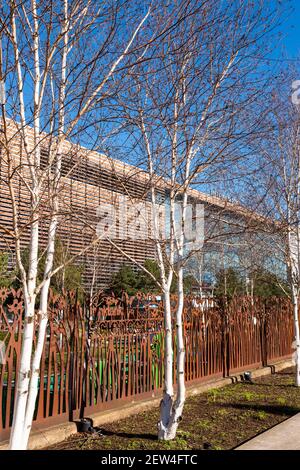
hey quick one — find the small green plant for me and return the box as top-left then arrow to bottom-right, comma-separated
127,441 -> 140,450
197,419 -> 211,430
212,444 -> 223,450
241,391 -> 257,401
276,397 -> 286,406
177,430 -> 192,439
207,389 -> 220,403
241,410 -> 255,419
254,410 -> 268,421
164,438 -> 190,450
217,409 -> 229,417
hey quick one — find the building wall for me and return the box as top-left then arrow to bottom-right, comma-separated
0,119 -> 266,291
0,120 -> 159,290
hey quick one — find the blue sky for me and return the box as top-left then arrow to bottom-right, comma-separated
278,0 -> 300,60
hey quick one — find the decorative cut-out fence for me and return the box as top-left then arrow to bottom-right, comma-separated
0,289 -> 294,441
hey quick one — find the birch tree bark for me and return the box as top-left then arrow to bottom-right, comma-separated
288,227 -> 300,386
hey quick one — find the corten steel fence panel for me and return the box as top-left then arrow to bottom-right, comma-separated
183,304 -> 224,382
226,297 -> 262,374
264,298 -> 294,362
71,319 -> 165,419
0,290 -> 294,442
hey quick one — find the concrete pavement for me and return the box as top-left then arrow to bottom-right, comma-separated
236,412 -> 300,450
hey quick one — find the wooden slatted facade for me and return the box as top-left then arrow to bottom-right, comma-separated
0,120 -> 161,289
0,119 -> 265,290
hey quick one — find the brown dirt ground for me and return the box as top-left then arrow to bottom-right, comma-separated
46,367 -> 300,451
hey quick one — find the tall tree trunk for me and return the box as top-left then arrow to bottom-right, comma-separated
9,297 -> 36,449
9,208 -> 39,449
162,267 -> 186,440
292,286 -> 300,387
158,289 -> 174,439
288,225 -> 300,387
22,229 -> 56,446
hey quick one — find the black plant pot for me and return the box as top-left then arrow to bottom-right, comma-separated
244,371 -> 253,383
77,418 -> 93,433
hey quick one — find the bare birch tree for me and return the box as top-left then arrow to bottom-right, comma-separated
0,0 -> 160,449
242,73 -> 300,385
107,0 -> 282,440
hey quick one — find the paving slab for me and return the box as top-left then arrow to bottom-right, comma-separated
236,412 -> 300,450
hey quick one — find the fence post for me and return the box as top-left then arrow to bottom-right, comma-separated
220,298 -> 230,378
68,326 -> 75,422
68,290 -> 79,422
260,300 -> 268,367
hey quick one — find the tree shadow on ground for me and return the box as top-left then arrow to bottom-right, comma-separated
96,428 -> 157,441
275,371 -> 295,376
220,402 -> 300,416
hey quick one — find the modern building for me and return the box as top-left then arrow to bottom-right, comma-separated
0,119 -> 275,292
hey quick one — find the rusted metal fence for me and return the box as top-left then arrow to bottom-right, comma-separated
0,289 -> 294,441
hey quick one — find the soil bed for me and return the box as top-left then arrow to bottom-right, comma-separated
46,367 -> 300,450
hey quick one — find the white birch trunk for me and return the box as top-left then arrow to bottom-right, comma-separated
22,219 -> 57,445
161,267 -> 186,440
139,112 -> 177,439
158,288 -> 174,439
9,214 -> 39,449
291,287 -> 300,387
288,227 -> 300,386
9,297 -> 35,449
9,0 -> 42,448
